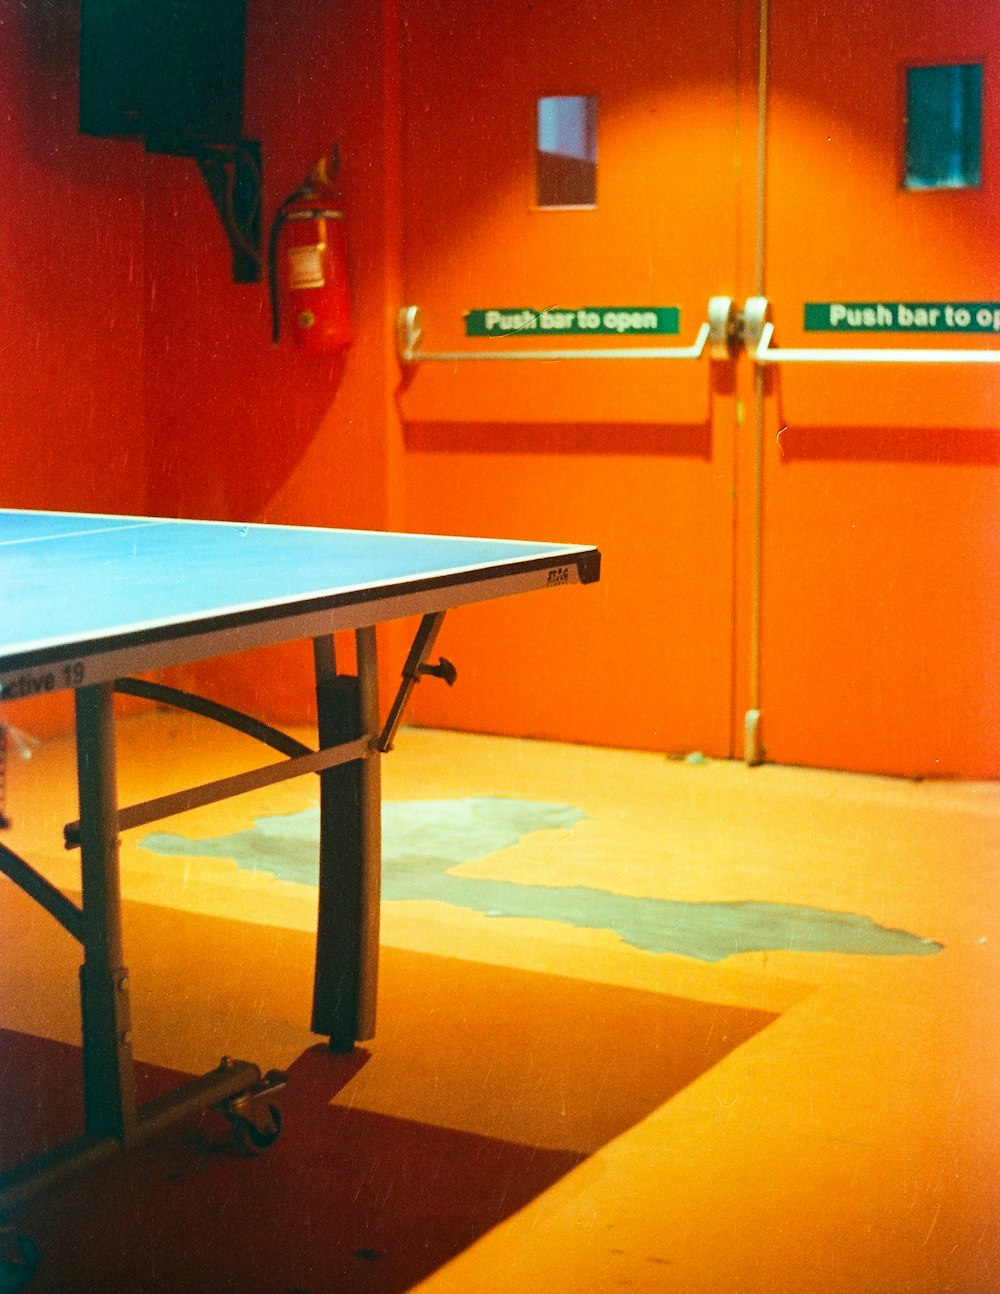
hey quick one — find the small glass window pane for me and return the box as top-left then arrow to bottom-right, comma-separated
536,95 -> 597,207
905,64 -> 982,190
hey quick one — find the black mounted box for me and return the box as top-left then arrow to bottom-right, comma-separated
79,0 -> 246,145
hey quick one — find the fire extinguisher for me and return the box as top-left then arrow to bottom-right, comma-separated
268,148 -> 353,354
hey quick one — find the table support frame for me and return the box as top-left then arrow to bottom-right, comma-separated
0,619 -> 426,1212
0,684 -> 273,1214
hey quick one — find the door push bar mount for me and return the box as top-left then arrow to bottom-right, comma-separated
397,298 -> 738,364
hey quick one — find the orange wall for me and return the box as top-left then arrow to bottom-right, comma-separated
396,0 -> 749,757
743,0 -> 1000,778
396,0 -> 1000,778
2,0 -> 996,778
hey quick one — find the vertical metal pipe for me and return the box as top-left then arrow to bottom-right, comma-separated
745,0 -> 770,766
755,0 -> 769,300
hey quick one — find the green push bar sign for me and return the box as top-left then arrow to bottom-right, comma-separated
466,307 -> 681,337
805,302 -> 1000,333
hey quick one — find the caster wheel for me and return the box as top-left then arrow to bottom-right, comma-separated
232,1103 -> 283,1156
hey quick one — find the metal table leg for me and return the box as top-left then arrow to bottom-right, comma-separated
311,629 -> 382,1051
75,682 -> 138,1145
0,683 -> 286,1217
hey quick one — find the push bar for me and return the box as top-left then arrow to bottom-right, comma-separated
743,296 -> 1000,365
397,298 -> 736,364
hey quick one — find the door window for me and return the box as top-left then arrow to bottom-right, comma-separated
536,95 -> 598,207
905,63 -> 983,189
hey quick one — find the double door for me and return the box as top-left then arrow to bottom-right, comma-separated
398,0 -> 1000,779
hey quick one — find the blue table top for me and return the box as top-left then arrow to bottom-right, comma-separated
0,510 -> 599,688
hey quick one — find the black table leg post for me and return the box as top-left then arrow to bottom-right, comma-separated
75,682 -> 138,1145
354,626 -> 382,1042
312,630 -> 381,1051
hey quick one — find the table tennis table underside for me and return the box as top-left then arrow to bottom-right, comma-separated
0,539 -> 599,1216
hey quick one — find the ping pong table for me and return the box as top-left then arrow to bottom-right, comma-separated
0,509 -> 600,1214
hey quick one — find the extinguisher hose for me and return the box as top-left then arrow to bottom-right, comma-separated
268,186 -> 309,345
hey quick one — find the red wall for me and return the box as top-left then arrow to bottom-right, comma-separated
144,2 -> 399,531
0,1 -> 405,736
141,0 -> 405,720
0,0 -> 148,736
0,1 -> 147,514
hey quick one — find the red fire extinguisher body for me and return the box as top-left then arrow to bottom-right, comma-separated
283,204 -> 353,354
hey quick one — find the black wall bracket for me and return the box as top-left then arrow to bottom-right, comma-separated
146,137 -> 263,284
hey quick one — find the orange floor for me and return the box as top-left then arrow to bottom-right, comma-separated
1,711 -> 998,1291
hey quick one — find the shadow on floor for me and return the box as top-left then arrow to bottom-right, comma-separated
3,946 -> 781,1292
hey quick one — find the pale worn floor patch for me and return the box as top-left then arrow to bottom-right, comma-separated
141,799 -> 943,961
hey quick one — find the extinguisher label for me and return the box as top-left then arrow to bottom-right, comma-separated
288,244 -> 326,291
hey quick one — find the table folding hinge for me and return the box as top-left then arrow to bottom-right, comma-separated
408,656 -> 457,687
